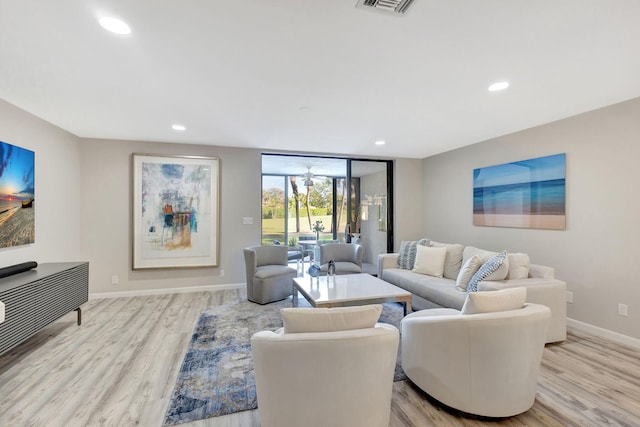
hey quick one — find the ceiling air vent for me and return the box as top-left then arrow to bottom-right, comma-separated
356,0 -> 416,16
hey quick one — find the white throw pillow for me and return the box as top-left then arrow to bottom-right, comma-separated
461,287 -> 527,314
506,252 -> 531,279
412,245 -> 447,277
455,255 -> 483,291
429,241 -> 465,280
281,304 -> 382,333
462,246 -> 509,281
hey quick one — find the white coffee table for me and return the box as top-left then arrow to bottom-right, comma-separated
292,273 -> 412,315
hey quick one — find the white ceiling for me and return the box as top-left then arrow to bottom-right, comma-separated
262,154 -> 387,177
1,1 -> 639,159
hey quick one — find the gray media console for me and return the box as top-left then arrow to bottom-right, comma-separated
0,262 -> 89,356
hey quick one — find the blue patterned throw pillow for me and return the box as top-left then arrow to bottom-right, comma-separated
396,239 -> 430,270
466,250 -> 507,293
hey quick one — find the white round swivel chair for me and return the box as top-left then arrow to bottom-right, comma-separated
401,295 -> 550,417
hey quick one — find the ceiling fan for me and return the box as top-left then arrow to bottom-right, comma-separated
302,167 -> 314,187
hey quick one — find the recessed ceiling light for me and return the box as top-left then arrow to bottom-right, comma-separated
99,16 -> 131,35
172,124 -> 186,131
488,81 -> 510,92
375,140 -> 386,146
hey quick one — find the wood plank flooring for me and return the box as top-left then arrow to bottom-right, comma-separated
0,289 -> 638,427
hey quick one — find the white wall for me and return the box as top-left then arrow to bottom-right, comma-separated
422,97 -> 640,340
0,99 -> 82,266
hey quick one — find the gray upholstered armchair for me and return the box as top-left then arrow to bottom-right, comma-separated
244,245 -> 298,304
319,243 -> 363,275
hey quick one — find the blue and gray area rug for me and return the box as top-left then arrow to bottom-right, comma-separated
163,299 -> 406,426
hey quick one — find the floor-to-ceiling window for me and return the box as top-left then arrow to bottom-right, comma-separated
261,174 -> 339,245
261,154 -> 393,267
261,175 -> 287,245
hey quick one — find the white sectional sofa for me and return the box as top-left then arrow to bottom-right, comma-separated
378,241 -> 566,343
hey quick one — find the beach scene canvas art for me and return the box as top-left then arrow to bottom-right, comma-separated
473,153 -> 566,230
133,154 -> 219,269
0,141 -> 35,248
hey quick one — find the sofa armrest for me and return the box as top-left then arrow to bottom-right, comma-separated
377,253 -> 399,278
478,278 -> 564,291
479,278 -> 567,342
528,263 -> 555,279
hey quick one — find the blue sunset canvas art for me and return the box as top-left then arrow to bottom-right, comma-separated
473,153 -> 566,230
0,141 -> 35,248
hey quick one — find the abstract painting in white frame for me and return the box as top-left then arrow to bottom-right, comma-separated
133,154 -> 219,269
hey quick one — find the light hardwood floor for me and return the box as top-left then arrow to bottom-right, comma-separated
0,289 -> 638,427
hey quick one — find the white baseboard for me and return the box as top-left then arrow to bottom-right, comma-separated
567,317 -> 640,349
89,283 -> 245,300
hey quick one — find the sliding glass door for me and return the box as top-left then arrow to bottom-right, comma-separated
348,159 -> 393,266
261,155 -> 392,268
261,175 -> 287,245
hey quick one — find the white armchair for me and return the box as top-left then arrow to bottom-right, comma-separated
251,305 -> 399,427
401,300 -> 551,417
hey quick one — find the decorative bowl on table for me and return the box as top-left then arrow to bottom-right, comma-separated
308,263 -> 321,278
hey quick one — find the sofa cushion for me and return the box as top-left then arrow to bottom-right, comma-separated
506,253 -> 530,279
429,241 -> 465,280
396,238 -> 430,270
466,251 -> 508,293
462,246 -> 509,281
461,287 -> 527,314
412,245 -> 447,277
455,254 -> 483,291
281,305 -> 382,333
382,268 -> 467,310
462,246 -> 495,264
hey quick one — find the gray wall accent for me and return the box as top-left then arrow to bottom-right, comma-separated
78,138 -> 262,293
422,97 -> 640,339
393,158 -> 424,251
77,139 -> 421,293
0,99 -> 82,266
